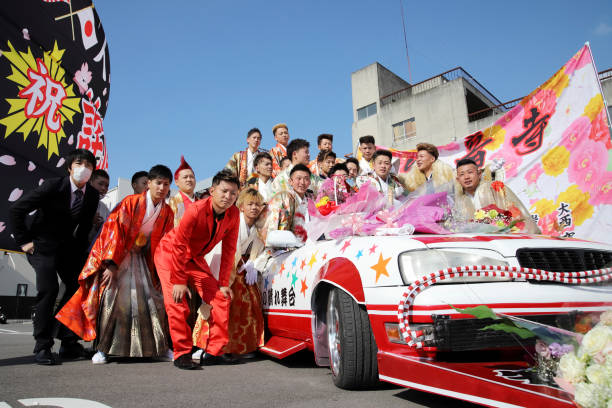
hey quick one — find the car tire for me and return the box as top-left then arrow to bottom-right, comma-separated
326,287 -> 378,389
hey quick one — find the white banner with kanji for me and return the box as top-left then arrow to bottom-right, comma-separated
388,45 -> 612,242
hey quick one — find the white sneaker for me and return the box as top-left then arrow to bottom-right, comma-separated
192,349 -> 203,363
157,349 -> 174,362
92,351 -> 107,364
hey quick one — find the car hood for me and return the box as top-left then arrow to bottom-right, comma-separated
410,234 -> 612,257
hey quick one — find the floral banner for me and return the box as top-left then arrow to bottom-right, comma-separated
389,45 -> 612,242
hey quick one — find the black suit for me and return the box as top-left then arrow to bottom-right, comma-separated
9,176 -> 99,352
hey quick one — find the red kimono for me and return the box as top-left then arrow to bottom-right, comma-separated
155,196 -> 239,359
56,193 -> 174,341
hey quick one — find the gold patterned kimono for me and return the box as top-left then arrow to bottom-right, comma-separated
261,189 -> 309,244
168,190 -> 195,227
226,149 -> 261,187
399,159 -> 455,194
453,180 -> 540,233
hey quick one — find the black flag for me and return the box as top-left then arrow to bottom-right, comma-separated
0,0 -> 110,250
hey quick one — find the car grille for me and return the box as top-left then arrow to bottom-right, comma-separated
516,248 -> 612,272
430,313 -> 575,352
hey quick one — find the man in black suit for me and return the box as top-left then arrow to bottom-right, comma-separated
9,149 -> 100,365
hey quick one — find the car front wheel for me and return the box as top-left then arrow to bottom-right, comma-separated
326,287 -> 378,389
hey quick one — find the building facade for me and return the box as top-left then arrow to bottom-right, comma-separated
351,63 -> 612,152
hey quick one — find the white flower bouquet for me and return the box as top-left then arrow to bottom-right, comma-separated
555,310 -> 612,408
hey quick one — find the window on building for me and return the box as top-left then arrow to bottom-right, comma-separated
392,117 -> 416,143
357,103 -> 377,120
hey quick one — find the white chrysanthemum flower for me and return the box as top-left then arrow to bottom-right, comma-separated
574,382 -> 606,408
559,352 -> 586,383
599,310 -> 612,327
586,364 -> 610,386
581,326 -> 612,357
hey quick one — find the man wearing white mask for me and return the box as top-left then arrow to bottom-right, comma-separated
9,149 -> 100,365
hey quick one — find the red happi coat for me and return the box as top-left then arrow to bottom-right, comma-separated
56,193 -> 174,341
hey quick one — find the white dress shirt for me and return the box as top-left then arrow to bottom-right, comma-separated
247,149 -> 256,176
257,177 -> 273,201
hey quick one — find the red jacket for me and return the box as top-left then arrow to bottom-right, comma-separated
157,197 -> 239,287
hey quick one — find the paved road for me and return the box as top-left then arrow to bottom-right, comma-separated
0,322 -> 477,408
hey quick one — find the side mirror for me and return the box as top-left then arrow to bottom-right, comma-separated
266,230 -> 303,248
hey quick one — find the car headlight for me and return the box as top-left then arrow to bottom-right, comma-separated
398,249 -> 509,285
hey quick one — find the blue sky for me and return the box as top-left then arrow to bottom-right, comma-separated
96,0 -> 612,185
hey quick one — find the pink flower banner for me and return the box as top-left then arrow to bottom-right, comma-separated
389,45 -> 612,241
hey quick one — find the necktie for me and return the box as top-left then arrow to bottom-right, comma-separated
71,189 -> 83,220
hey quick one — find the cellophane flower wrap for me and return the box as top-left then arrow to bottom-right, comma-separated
305,181 -> 452,241
314,174 -> 354,214
552,309 -> 612,408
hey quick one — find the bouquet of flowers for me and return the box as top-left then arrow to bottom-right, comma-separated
555,310 -> 612,408
314,175 -> 355,216
473,204 -> 524,232
314,195 -> 339,216
455,304 -> 612,407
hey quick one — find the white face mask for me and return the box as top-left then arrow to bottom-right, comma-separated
72,165 -> 92,184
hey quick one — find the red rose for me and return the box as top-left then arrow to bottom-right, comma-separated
491,181 -> 505,192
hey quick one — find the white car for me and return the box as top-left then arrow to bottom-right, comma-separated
257,231 -> 612,407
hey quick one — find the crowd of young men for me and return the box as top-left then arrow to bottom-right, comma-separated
9,122 -> 536,370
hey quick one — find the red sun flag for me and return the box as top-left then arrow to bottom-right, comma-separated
77,7 -> 97,49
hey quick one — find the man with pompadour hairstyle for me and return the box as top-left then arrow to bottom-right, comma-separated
269,123 -> 290,177
399,142 -> 454,194
169,156 -> 197,228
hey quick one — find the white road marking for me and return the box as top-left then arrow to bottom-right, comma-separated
0,329 -> 30,335
19,398 -> 112,408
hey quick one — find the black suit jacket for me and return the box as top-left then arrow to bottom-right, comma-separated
9,176 -> 99,254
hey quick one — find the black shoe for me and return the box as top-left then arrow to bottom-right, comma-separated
59,342 -> 91,360
174,353 -> 200,370
34,349 -> 59,365
200,353 -> 242,366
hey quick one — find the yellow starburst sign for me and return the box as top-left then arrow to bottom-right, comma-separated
0,40 -> 81,159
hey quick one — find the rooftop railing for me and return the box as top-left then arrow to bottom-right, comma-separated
379,67 -> 503,107
466,68 -> 612,120
379,67 -> 612,121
